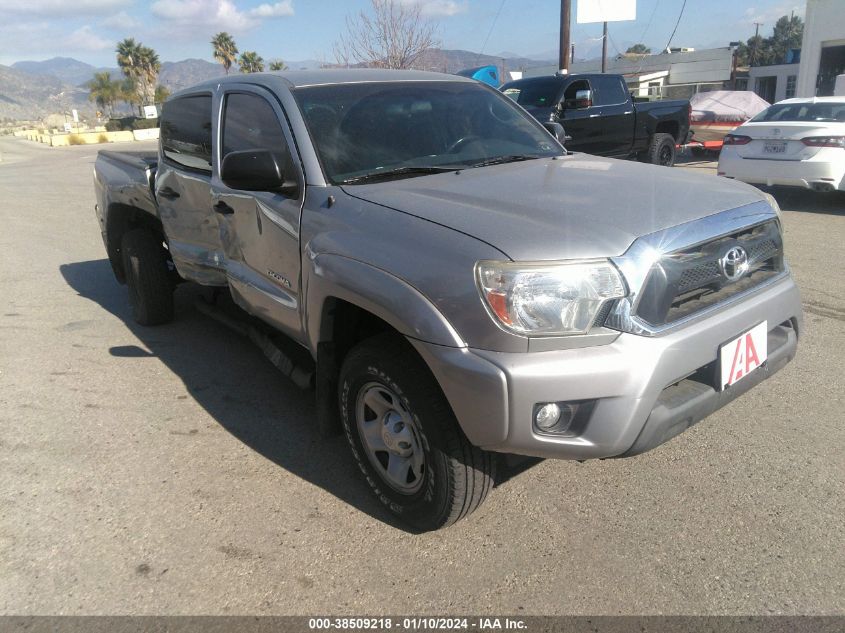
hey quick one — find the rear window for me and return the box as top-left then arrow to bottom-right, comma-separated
592,75 -> 629,106
160,94 -> 213,172
751,102 -> 845,123
501,78 -> 563,108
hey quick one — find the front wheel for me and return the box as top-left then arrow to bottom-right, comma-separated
339,334 -> 495,531
643,132 -> 677,167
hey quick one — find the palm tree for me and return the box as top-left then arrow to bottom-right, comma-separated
211,32 -> 239,75
137,46 -> 161,107
116,38 -> 142,82
268,59 -> 288,71
120,78 -> 140,114
155,85 -> 171,104
86,71 -> 121,117
238,51 -> 264,73
116,38 -> 161,112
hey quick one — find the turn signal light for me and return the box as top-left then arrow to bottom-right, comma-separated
801,136 -> 845,148
723,134 -> 752,146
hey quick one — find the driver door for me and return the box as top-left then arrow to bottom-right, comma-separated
554,79 -> 603,154
212,85 -> 306,343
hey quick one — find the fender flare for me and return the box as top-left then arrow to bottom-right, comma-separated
304,253 -> 465,352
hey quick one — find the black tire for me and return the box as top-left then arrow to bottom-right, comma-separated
643,132 -> 677,167
121,229 -> 174,326
339,333 -> 495,531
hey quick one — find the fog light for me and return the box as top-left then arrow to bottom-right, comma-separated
534,403 -> 561,430
532,401 -> 590,435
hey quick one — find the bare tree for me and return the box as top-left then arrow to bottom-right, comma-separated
334,0 -> 440,69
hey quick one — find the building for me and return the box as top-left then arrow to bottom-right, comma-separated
749,49 -> 801,103
797,0 -> 845,97
523,48 -> 735,100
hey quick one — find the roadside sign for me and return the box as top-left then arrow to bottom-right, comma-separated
577,0 -> 636,23
143,105 -> 158,119
64,122 -> 73,133
72,109 -> 79,123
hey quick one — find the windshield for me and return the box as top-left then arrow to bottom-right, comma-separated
500,78 -> 562,108
750,101 -> 845,123
294,81 -> 561,184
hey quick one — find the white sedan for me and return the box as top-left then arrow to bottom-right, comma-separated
718,97 -> 845,192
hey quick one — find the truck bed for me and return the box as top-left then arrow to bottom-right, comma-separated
98,149 -> 158,172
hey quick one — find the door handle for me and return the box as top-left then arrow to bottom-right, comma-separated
213,200 -> 235,215
158,187 -> 180,200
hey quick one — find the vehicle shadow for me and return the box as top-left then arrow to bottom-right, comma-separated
60,259 -> 535,531
762,186 -> 845,216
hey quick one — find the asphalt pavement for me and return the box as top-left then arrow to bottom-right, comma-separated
0,137 -> 843,615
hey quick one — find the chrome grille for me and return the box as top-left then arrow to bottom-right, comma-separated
633,221 -> 784,327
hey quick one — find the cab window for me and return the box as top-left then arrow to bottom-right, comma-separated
592,75 -> 629,106
221,92 -> 296,192
160,95 -> 213,172
562,80 -> 592,108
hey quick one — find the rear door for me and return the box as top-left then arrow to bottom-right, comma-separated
590,75 -> 635,156
212,85 -> 306,342
157,93 -> 227,285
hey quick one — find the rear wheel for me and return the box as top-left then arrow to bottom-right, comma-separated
339,333 -> 495,531
121,229 -> 174,326
643,132 -> 677,167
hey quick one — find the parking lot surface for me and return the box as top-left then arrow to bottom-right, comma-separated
0,138 -> 843,615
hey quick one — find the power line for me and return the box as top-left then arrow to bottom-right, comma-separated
636,0 -> 660,49
475,0 -> 507,64
664,0 -> 688,51
628,0 -> 661,76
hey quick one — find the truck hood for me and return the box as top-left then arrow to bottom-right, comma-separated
342,154 -> 766,261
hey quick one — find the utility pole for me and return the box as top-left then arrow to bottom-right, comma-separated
559,0 -> 571,72
601,21 -> 608,73
750,22 -> 763,66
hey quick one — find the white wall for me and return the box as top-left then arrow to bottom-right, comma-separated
797,0 -> 845,97
749,64 -> 800,103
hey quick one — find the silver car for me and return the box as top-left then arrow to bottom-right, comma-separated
94,70 -> 802,530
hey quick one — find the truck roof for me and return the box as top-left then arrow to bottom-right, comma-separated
173,68 -> 473,98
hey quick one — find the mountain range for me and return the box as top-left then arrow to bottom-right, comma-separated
1,50 -> 553,121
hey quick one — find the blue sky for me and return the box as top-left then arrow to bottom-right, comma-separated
0,0 -> 806,68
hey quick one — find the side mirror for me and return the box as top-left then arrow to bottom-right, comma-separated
574,89 -> 593,109
542,121 -> 571,145
221,149 -> 292,193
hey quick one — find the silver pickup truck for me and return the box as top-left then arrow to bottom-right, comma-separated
94,69 -> 802,531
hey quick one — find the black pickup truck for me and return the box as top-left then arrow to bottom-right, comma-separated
501,73 -> 691,167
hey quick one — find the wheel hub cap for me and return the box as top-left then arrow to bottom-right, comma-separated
356,383 -> 425,494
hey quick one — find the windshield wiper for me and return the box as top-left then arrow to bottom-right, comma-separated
339,166 -> 458,185
469,155 -> 542,168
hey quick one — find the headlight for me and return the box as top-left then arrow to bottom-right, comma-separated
475,260 -> 626,336
763,191 -> 782,221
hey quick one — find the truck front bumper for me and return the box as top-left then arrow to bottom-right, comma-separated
412,275 -> 801,460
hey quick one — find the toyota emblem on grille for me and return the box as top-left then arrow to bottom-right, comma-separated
719,246 -> 749,282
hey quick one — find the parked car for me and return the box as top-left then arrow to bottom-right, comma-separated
718,97 -> 845,192
456,64 -> 501,87
500,73 -> 691,166
94,69 -> 801,531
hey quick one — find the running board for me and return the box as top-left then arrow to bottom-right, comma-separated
194,298 -> 314,390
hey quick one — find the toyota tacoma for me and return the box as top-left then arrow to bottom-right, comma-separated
93,70 -> 801,531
